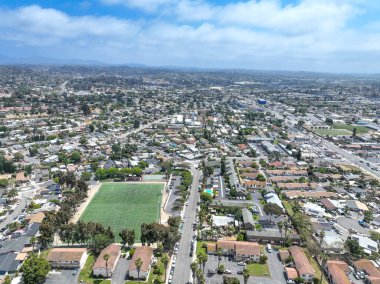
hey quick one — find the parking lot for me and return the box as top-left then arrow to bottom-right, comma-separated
45,269 -> 79,284
202,249 -> 286,284
165,175 -> 183,215
336,216 -> 371,235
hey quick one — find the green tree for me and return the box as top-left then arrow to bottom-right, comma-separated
263,203 -> 283,222
70,151 -> 81,163
325,118 -> 333,125
13,152 -> 24,161
161,253 -> 169,282
197,251 -> 208,272
79,136 -> 88,145
200,192 -> 213,204
352,127 -> 357,137
21,253 -> 50,284
345,239 -> 364,259
217,248 -> 223,268
370,231 -> 380,243
125,229 -> 135,247
243,267 -> 250,284
259,255 -> 268,264
218,264 -> 225,274
190,261 -> 198,282
364,210 -> 374,223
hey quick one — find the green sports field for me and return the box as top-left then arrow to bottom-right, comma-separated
80,183 -> 163,242
314,129 -> 351,136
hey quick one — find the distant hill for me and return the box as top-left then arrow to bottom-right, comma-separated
0,55 -> 105,66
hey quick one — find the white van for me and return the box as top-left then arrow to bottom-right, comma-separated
266,244 -> 272,253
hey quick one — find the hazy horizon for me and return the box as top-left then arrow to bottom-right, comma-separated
1,0 -> 380,73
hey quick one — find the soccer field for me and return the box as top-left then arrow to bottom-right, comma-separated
80,183 -> 163,242
314,129 -> 351,136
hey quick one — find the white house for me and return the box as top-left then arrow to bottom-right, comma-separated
93,244 -> 121,278
128,246 -> 153,279
304,202 -> 325,218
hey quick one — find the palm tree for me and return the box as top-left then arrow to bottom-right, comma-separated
243,267 -> 250,284
103,253 -> 110,278
217,248 -> 223,268
277,221 -> 284,246
197,252 -> 208,272
161,254 -> 169,282
30,236 -> 37,251
319,230 -> 325,246
195,268 -> 203,284
135,257 -> 143,281
319,253 -> 328,284
284,221 -> 289,239
190,261 -> 198,283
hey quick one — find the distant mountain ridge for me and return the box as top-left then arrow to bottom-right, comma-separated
0,55 -> 106,66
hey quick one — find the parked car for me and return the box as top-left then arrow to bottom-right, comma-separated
224,269 -> 232,274
237,262 -> 246,266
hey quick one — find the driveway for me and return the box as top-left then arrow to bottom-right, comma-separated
112,257 -> 129,283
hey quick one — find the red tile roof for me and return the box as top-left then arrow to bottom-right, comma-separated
289,246 -> 315,276
93,244 -> 121,270
129,246 -> 153,273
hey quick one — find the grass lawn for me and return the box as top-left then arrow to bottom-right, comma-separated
247,262 -> 270,277
333,123 -> 370,133
314,129 -> 351,136
79,254 -> 111,284
282,201 -> 294,216
196,242 -> 207,255
80,182 -> 164,242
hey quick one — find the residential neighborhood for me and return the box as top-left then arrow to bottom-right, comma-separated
0,65 -> 378,284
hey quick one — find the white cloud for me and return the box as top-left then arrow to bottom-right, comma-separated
101,0 -> 175,12
0,2 -> 380,72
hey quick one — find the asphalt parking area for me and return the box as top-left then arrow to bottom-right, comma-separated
336,217 -> 371,235
45,269 -> 79,284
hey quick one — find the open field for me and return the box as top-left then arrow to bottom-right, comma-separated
314,129 -> 351,136
80,183 -> 164,242
333,123 -> 370,133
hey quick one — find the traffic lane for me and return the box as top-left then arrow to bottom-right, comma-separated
172,168 -> 200,283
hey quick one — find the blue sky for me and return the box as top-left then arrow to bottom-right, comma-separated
0,0 -> 380,73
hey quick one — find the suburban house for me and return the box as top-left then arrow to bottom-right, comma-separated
128,246 -> 153,279
46,248 -> 87,269
354,259 -> 380,284
288,246 -> 315,282
242,208 -> 255,230
93,244 -> 121,278
246,229 -> 301,245
207,240 -> 261,262
324,260 -> 351,284
15,172 -> 29,185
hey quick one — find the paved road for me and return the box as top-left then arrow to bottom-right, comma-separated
171,165 -> 200,284
322,140 -> 380,180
